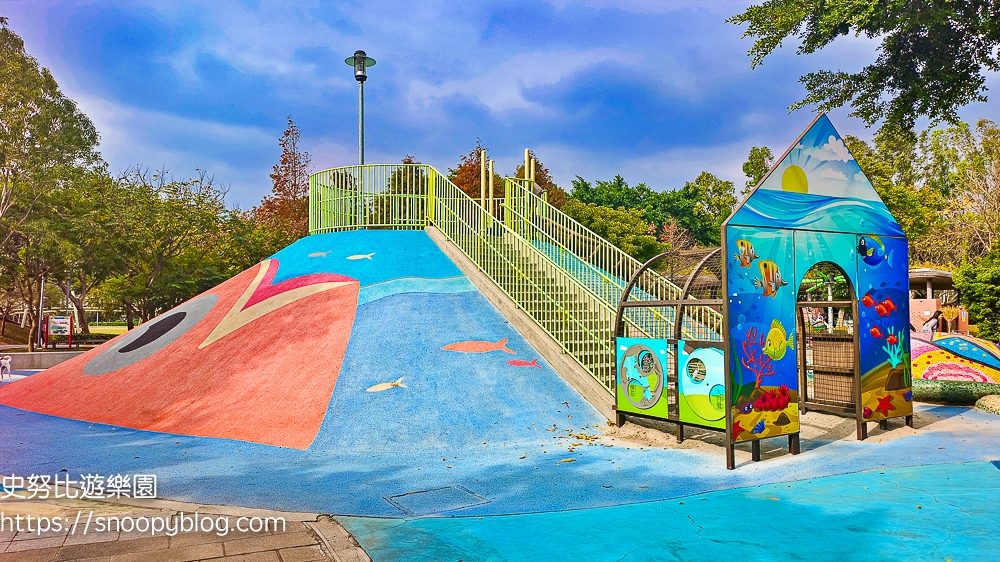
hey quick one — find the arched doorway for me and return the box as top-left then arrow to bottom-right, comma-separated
796,261 -> 858,414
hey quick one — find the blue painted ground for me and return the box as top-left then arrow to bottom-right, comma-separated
344,461 -> 1000,561
1,230 -> 1000,560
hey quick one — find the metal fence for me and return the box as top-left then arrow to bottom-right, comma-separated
502,178 -> 724,340
311,164 -> 620,391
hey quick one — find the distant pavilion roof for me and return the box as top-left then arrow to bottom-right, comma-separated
909,268 -> 954,294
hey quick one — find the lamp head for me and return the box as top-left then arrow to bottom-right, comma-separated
345,50 -> 376,83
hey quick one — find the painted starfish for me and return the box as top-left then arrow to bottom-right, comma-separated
875,394 -> 895,417
732,420 -> 745,437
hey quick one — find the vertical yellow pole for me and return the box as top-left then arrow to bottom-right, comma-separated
530,158 -> 536,183
427,168 -> 436,223
488,159 -> 495,218
524,149 -> 529,181
480,149 -> 487,208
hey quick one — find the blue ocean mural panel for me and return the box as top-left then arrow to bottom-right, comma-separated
726,226 -> 799,442
730,114 -> 904,237
856,235 -> 913,420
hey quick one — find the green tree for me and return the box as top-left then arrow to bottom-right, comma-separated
654,172 -> 737,246
728,1 -> 1000,133
741,146 -> 774,195
252,117 -> 311,247
0,18 -> 100,347
955,242 -> 1000,342
561,200 -> 663,261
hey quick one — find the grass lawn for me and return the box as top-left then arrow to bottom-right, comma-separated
89,325 -> 128,335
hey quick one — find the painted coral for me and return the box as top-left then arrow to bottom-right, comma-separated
753,384 -> 791,412
741,326 -> 775,389
882,327 -> 904,369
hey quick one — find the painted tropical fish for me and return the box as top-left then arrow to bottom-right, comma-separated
739,402 -> 754,414
870,326 -> 883,339
881,297 -> 897,314
753,260 -> 788,298
442,338 -> 516,354
763,319 -> 795,361
366,377 -> 406,392
886,334 -> 898,345
875,303 -> 889,317
861,291 -> 875,308
857,235 -> 893,268
752,420 -> 766,434
347,252 -> 375,260
308,250 -> 331,258
733,239 -> 759,267
507,358 -> 541,368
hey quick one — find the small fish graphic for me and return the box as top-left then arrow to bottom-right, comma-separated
347,252 -> 375,260
739,402 -> 754,414
753,260 -> 788,298
308,250 -> 331,258
886,334 -> 898,345
904,390 -> 913,402
870,326 -> 883,339
881,297 -> 897,314
507,358 -> 541,368
752,420 -> 765,434
875,303 -> 889,317
857,235 -> 893,268
366,377 -> 406,392
763,319 -> 795,361
442,338 -> 516,354
861,291 -> 875,308
733,239 -> 759,268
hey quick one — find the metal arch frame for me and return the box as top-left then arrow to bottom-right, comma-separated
613,247 -> 723,339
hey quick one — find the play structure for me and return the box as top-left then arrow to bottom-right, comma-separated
911,331 -> 1000,384
0,115 -> 922,474
614,115 -> 914,468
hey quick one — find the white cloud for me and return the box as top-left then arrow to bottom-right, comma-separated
407,49 -> 641,112
817,168 -> 847,181
853,172 -> 867,182
801,135 -> 854,163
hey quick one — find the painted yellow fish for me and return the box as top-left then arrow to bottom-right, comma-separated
733,239 -> 759,267
763,319 -> 795,360
753,259 -> 788,298
366,377 -> 406,392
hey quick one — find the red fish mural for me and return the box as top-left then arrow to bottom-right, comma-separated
0,259 -> 359,449
442,338 -> 515,354
870,326 -> 883,339
507,358 -> 541,368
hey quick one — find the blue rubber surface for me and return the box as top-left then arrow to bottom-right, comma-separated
343,461 -> 1000,561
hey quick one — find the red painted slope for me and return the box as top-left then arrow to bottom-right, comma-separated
0,262 -> 358,449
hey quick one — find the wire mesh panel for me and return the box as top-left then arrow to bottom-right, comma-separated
797,261 -> 857,409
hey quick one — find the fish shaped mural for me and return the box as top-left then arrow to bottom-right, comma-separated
733,239 -> 759,267
861,291 -> 875,308
753,260 -> 788,298
507,358 -> 541,368
857,235 -> 893,268
442,338 -> 516,354
308,250 -> 331,258
763,319 -> 794,361
366,377 -> 406,392
870,326 -> 883,339
881,297 -> 896,314
347,253 -> 375,260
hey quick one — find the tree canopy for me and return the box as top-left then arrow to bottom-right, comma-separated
728,1 -> 1000,133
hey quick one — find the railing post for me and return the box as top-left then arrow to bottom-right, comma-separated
427,167 -> 436,224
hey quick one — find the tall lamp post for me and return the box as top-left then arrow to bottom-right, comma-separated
345,50 -> 376,165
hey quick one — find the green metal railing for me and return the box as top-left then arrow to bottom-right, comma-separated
502,178 -> 725,340
311,164 -> 620,391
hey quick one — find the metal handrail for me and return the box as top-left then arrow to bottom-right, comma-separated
502,178 -> 724,340
310,164 -> 629,392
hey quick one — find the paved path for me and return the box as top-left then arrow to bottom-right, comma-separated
0,494 -> 369,561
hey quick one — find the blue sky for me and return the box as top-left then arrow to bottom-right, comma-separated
7,1 -> 999,209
